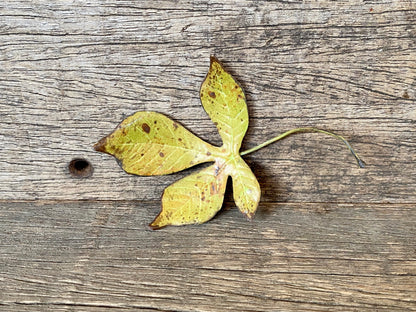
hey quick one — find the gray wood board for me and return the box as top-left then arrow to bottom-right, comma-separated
1,1 -> 415,202
1,1 -> 416,311
1,201 -> 415,311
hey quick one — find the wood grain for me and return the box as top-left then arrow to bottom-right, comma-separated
1,0 -> 415,311
1,201 -> 415,311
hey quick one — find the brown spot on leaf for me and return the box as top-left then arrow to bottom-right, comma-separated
142,123 -> 150,133
159,152 -> 164,157
209,91 -> 216,98
109,145 -> 123,157
173,122 -> 178,130
201,196 -> 205,201
178,138 -> 182,142
154,120 -> 157,124
237,94 -> 243,100
206,151 -> 211,156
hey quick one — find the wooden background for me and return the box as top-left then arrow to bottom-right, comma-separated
1,1 -> 415,311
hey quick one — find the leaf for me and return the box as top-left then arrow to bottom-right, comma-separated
94,111 -> 218,175
95,56 -> 261,229
200,56 -> 248,154
228,156 -> 261,219
149,163 -> 228,230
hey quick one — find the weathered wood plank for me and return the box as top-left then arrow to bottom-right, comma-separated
1,0 -> 415,202
0,201 -> 415,311
1,1 -> 416,311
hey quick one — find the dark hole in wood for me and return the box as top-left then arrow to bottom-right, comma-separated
68,158 -> 93,178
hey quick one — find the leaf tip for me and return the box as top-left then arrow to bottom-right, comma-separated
210,54 -> 218,63
245,211 -> 255,221
148,214 -> 167,230
209,55 -> 223,68
148,222 -> 164,231
93,137 -> 108,153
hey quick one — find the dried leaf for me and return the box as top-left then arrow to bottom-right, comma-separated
95,57 -> 260,229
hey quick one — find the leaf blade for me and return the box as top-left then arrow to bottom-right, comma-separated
94,111 -> 217,175
200,56 -> 248,154
149,163 -> 228,229
229,156 -> 261,219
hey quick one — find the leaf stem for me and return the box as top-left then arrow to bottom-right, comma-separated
240,127 -> 365,168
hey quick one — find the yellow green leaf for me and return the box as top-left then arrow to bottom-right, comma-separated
149,163 -> 228,230
94,111 -> 219,175
200,56 -> 248,154
95,57 -> 261,229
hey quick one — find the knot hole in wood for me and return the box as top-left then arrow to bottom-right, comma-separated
68,158 -> 93,178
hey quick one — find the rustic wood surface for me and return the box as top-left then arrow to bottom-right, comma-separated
1,1 -> 415,311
